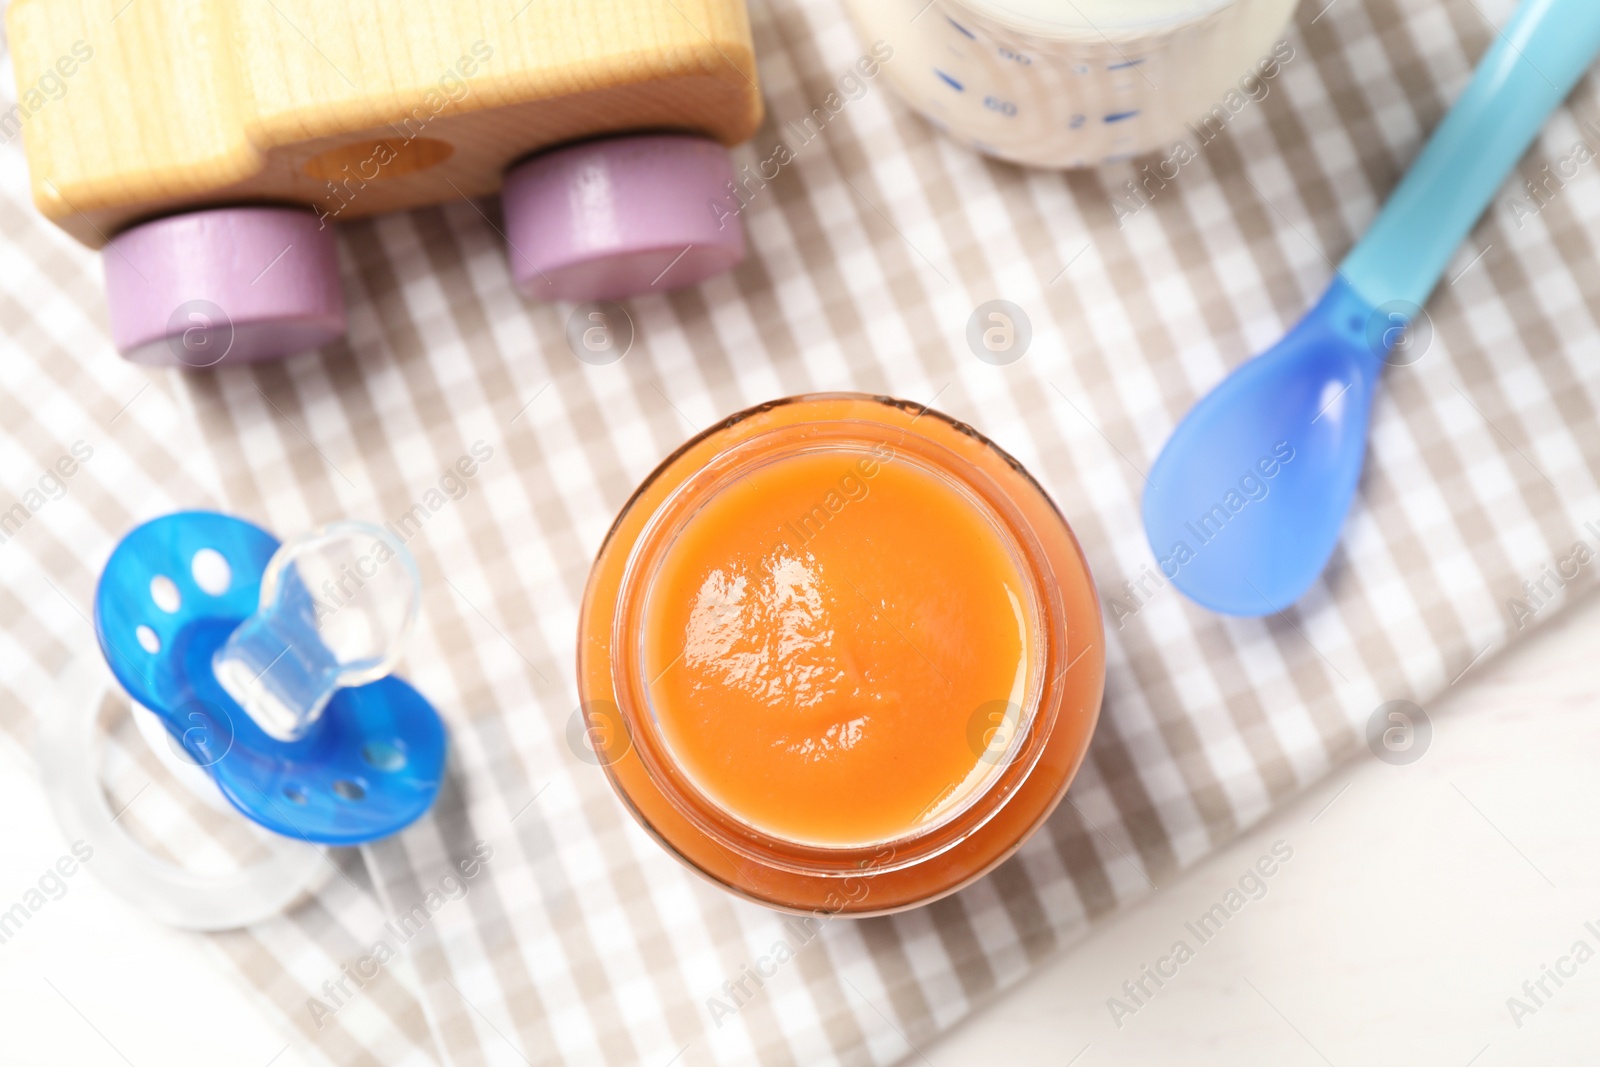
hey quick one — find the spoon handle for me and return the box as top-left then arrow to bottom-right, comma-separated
1340,0 -> 1600,312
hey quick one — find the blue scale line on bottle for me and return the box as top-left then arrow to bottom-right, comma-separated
946,16 -> 977,39
929,64 -> 1021,118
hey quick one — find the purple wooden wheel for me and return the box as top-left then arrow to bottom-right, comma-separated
501,134 -> 745,302
104,207 -> 346,368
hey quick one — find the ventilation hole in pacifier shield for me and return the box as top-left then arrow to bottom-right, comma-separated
149,574 -> 181,613
360,740 -> 407,772
284,785 -> 308,804
332,779 -> 366,801
135,625 -> 161,653
191,548 -> 232,596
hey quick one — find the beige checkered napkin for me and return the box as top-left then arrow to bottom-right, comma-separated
3,0 -> 1599,1063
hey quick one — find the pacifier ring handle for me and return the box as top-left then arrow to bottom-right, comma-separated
37,651 -> 328,931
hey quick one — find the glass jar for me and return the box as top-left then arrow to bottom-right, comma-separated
577,394 -> 1103,915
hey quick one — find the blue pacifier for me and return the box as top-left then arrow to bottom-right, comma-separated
38,511 -> 446,929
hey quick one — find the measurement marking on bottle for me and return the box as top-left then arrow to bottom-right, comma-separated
1107,58 -> 1146,70
1103,110 -> 1141,123
935,69 -> 965,91
946,16 -> 977,39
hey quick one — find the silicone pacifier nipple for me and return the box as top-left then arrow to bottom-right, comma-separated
213,522 -> 420,742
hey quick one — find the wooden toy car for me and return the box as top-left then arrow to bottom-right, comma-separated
6,0 -> 762,366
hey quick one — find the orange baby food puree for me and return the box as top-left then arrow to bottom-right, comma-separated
644,448 -> 1031,847
580,394 -> 1103,915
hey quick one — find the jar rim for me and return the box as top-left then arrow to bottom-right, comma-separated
577,393 -> 1106,914
606,405 -> 1068,877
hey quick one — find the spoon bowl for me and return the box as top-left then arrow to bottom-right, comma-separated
1143,280 -> 1383,615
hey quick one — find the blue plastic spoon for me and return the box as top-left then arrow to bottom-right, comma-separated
1142,0 -> 1600,616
